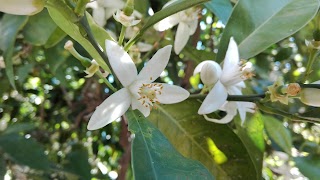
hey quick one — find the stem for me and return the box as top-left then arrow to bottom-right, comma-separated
124,32 -> 142,51
118,26 -> 127,46
299,83 -> 320,89
189,94 -> 266,102
303,50 -> 319,81
79,14 -> 121,88
96,71 -> 117,92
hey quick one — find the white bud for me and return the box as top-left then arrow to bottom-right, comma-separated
300,81 -> 320,107
200,62 -> 220,86
0,0 -> 45,15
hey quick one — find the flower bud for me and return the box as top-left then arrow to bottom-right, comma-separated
300,81 -> 320,107
0,0 -> 45,15
200,62 -> 220,86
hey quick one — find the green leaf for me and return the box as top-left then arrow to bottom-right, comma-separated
263,115 -> 292,154
295,155 -> 320,179
0,134 -> 50,170
63,144 -> 91,180
45,40 -> 68,73
3,123 -> 36,135
127,110 -> 214,180
0,153 -> 5,178
234,113 -> 265,179
148,99 -> 258,179
17,63 -> 34,84
46,2 -> 110,72
205,0 -> 233,24
44,27 -> 67,48
0,14 -> 29,89
22,10 -> 57,46
134,0 -> 150,15
182,45 -> 216,63
217,0 -> 320,61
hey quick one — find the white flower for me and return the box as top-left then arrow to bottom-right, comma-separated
193,37 -> 255,124
300,80 -> 320,107
87,0 -> 125,27
113,10 -> 141,27
0,0 -> 45,15
154,3 -> 199,54
87,40 -> 190,130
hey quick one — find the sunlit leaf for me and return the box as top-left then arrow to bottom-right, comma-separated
148,99 -> 258,179
127,110 -> 214,180
217,0 -> 320,61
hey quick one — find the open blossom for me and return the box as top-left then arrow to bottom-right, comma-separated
300,80 -> 320,107
87,0 -> 125,27
0,0 -> 45,15
154,2 -> 199,54
87,40 -> 190,130
193,37 -> 255,124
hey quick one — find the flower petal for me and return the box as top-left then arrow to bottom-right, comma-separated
157,84 -> 190,104
204,114 -> 235,124
198,81 -> 228,114
0,0 -> 45,15
237,102 -> 255,124
103,0 -> 125,9
223,37 -> 240,69
106,40 -> 137,86
199,61 -> 222,86
131,98 -> 151,117
193,60 -> 221,76
137,45 -> 172,82
93,7 -> 107,26
87,88 -> 131,130
154,13 -> 180,31
174,22 -> 190,54
105,8 -> 117,20
187,20 -> 198,35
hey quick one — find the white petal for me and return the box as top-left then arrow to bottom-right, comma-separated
103,0 -> 125,9
93,7 -> 107,27
130,20 -> 141,26
0,0 -> 44,15
198,81 -> 228,114
227,85 -> 242,95
87,88 -> 131,130
131,98 -> 151,117
237,102 -> 256,125
300,88 -> 320,107
137,45 -> 172,82
105,8 -> 117,20
153,13 -> 180,31
204,114 -> 235,124
199,61 -> 221,86
187,20 -> 198,35
106,40 -> 137,87
174,23 -> 190,54
223,37 -> 240,69
193,60 -> 221,76
157,84 -> 189,104
137,42 -> 153,52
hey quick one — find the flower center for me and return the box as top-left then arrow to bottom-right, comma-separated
240,61 -> 255,79
137,83 -> 163,109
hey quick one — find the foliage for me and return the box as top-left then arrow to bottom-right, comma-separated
0,0 -> 320,179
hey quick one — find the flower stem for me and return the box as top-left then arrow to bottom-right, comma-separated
96,71 -> 117,92
118,26 -> 127,46
189,94 -> 266,102
79,14 -> 121,88
299,83 -> 320,89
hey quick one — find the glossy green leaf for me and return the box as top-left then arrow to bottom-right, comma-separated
234,113 -> 265,179
205,0 -> 233,24
217,0 -> 320,61
263,115 -> 292,154
182,45 -> 216,63
0,14 -> 28,89
0,134 -> 50,170
46,2 -> 110,72
295,155 -> 320,179
22,10 -> 57,46
148,99 -> 258,179
3,123 -> 36,135
45,27 -> 67,48
127,110 -> 214,180
63,144 -> 91,180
